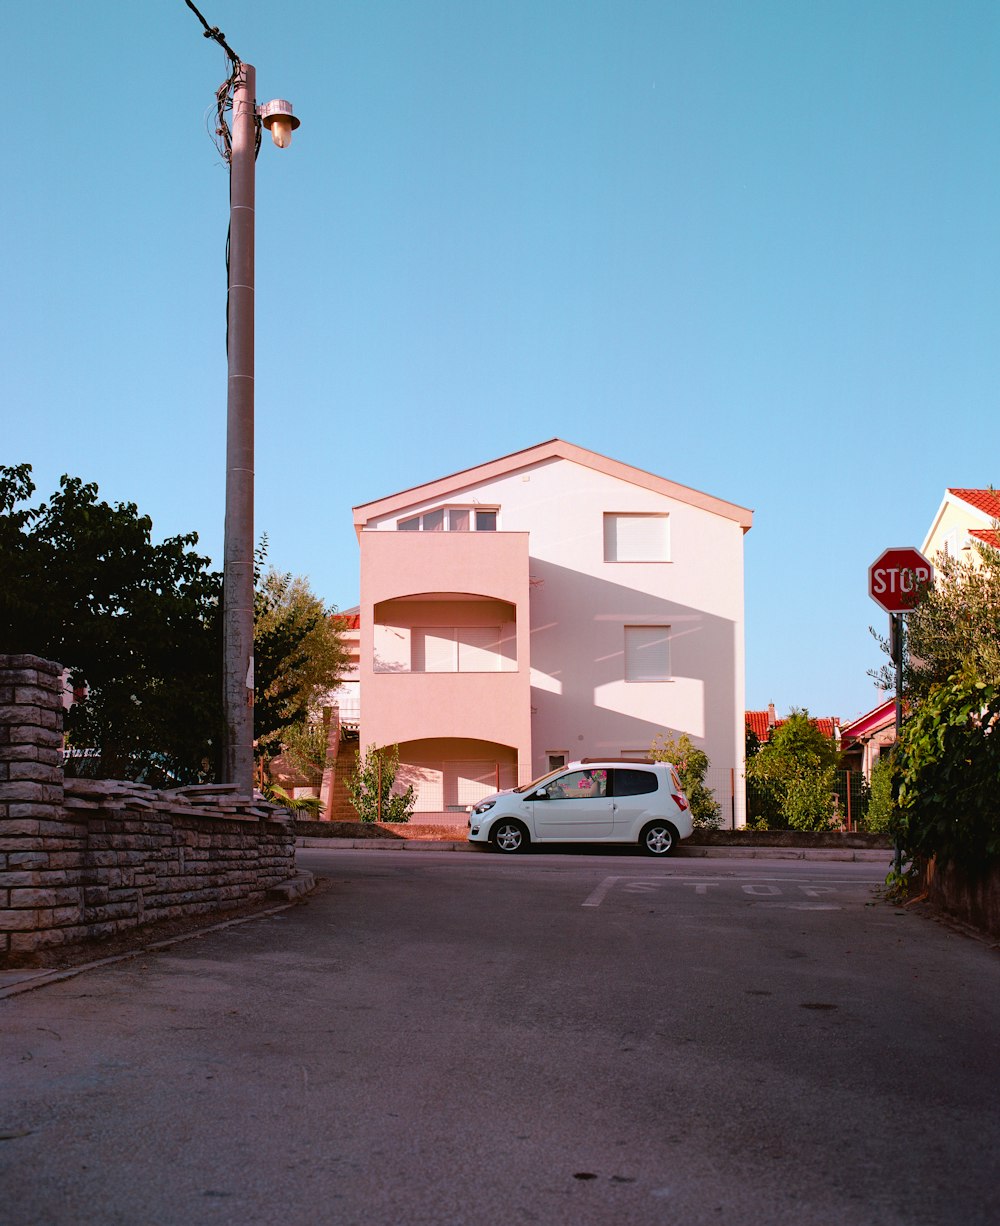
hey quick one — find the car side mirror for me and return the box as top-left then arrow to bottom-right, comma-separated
530,790 -> 548,801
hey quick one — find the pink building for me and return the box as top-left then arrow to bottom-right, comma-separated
352,440 -> 753,824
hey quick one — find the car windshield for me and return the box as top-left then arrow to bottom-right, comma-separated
513,767 -> 569,794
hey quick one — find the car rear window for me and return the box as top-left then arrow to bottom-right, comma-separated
612,769 -> 658,797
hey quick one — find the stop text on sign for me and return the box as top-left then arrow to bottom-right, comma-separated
871,564 -> 931,596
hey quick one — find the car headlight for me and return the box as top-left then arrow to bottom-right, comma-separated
472,800 -> 496,816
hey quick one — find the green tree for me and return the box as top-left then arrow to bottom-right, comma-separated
649,731 -> 721,829
0,467 -> 347,785
347,744 -> 415,824
893,670 -> 1000,870
863,753 -> 895,834
0,464 -> 222,781
277,718 -> 332,784
253,559 -> 348,756
745,710 -> 841,831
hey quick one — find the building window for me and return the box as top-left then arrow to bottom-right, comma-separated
412,626 -> 503,672
547,752 -> 568,770
398,506 -> 499,532
624,625 -> 671,681
604,513 -> 669,562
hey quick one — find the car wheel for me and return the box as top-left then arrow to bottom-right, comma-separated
491,819 -> 529,853
641,821 -> 677,857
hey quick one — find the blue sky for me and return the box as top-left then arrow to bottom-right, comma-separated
3,1 -> 998,723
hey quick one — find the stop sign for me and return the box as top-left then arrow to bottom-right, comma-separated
869,547 -> 934,613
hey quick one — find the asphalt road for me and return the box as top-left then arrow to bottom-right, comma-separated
2,848 -> 998,1226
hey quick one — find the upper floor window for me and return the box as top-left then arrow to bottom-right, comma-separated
412,626 -> 504,672
399,506 -> 499,532
624,625 -> 671,682
604,513 -> 669,562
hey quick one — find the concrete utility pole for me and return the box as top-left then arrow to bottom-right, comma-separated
219,65 -> 300,793
222,63 -> 257,792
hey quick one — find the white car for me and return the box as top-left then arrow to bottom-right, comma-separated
467,759 -> 692,855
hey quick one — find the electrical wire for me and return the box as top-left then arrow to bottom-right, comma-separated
184,1 -> 263,357
183,0 -> 261,163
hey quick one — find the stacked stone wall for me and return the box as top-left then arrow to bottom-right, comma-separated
0,655 -> 296,966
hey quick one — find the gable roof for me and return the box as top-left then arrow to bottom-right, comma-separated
839,698 -> 896,741
353,439 -> 754,535
924,487 -> 1000,555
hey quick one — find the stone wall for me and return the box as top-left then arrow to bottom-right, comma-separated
0,655 -> 296,965
922,856 -> 1000,941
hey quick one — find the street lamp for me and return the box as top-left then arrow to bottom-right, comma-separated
221,65 -> 300,794
258,99 -> 301,148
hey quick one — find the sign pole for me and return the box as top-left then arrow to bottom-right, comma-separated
868,546 -> 933,879
892,611 -> 903,876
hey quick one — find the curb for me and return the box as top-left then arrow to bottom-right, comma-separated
267,870 -> 317,899
295,837 -> 890,863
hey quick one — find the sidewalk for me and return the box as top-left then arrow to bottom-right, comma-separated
296,835 -> 892,862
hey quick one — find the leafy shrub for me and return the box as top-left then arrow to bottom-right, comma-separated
347,744 -> 415,824
745,710 -> 840,831
650,732 -> 721,829
863,755 -> 895,834
264,784 -> 323,816
893,671 -> 1000,869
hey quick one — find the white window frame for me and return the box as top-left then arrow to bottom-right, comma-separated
398,505 -> 500,532
604,513 -> 670,562
412,626 -> 504,673
624,625 -> 672,682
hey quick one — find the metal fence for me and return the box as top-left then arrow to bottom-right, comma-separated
693,768 -> 877,831
744,769 -> 876,832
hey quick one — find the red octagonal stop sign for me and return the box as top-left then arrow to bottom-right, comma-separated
869,547 -> 934,613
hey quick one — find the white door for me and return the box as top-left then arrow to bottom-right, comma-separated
531,769 -> 613,839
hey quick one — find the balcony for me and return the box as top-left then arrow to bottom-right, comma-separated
359,530 -> 532,757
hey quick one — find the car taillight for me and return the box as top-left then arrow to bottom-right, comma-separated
672,793 -> 689,811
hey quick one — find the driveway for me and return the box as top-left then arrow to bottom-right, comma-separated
1,849 -> 997,1225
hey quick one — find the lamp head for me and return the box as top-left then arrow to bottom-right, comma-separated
258,99 -> 301,148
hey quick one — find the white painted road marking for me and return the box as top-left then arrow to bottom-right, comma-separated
582,875 -> 871,908
581,877 -> 623,907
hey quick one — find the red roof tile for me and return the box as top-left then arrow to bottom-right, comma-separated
968,528 -> 1000,549
745,711 -> 840,744
949,488 -> 1000,518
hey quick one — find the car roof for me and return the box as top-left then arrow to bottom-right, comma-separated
573,758 -> 664,767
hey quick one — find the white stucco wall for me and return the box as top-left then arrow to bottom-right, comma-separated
362,454 -> 747,823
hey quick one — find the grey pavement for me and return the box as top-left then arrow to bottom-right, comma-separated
2,849 -> 996,1226
0,840 -> 890,997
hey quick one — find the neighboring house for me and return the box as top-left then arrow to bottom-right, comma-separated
923,488 -> 1000,565
838,698 -> 896,781
745,704 -> 841,748
352,439 -> 753,825
326,610 -> 361,734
